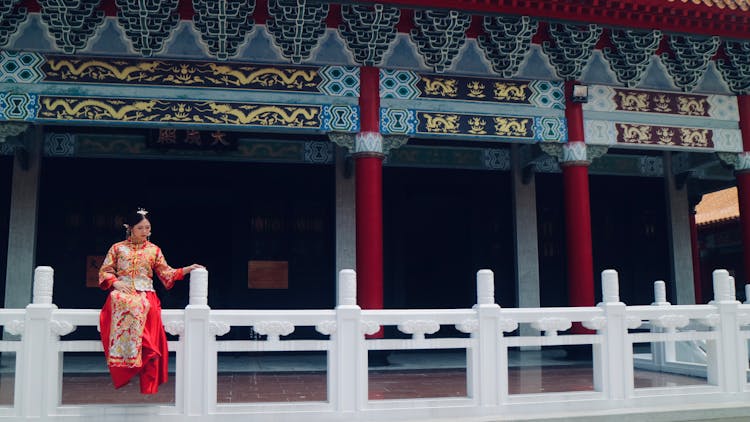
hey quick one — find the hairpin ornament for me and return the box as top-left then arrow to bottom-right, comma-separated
136,208 -> 148,216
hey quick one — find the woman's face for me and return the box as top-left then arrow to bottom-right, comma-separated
131,218 -> 151,242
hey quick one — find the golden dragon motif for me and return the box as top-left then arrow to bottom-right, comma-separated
617,92 -> 649,112
679,128 -> 710,147
47,59 -> 163,81
421,77 -> 458,97
40,98 -> 160,121
620,124 -> 652,143
206,64 -> 317,88
494,117 -> 529,136
677,96 -> 707,116
203,103 -> 319,126
493,82 -> 528,101
423,113 -> 460,133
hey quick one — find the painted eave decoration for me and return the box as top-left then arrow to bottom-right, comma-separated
364,0 -> 750,39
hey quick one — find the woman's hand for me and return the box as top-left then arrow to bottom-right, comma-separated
183,264 -> 205,274
112,280 -> 135,295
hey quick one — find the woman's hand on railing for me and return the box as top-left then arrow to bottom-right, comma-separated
183,264 -> 205,274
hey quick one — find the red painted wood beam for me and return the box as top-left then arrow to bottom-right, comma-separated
738,95 -> 750,285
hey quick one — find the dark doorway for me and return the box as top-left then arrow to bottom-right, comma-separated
590,175 -> 670,305
36,157 -> 335,310
383,167 -> 515,309
535,173 -> 568,307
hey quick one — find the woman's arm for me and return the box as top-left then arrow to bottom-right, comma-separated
98,245 -> 119,290
153,247 -> 184,290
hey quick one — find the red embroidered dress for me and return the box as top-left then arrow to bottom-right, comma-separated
99,240 -> 184,394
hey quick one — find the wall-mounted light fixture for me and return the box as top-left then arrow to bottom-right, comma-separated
571,84 -> 589,104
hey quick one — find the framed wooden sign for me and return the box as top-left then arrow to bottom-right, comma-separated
248,260 -> 288,289
86,255 -> 105,288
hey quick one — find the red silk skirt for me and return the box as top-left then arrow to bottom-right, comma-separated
99,290 -> 169,394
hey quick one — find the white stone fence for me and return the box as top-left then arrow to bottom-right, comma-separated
0,267 -> 749,421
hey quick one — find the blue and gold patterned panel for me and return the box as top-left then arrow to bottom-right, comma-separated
41,55 -> 324,92
36,96 -> 322,129
584,85 -> 738,120
0,92 -> 37,120
410,111 -> 566,142
382,70 -> 565,109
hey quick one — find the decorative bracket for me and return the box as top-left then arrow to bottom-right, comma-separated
716,40 -> 750,95
338,4 -> 400,66
531,317 -> 572,337
4,320 -> 24,336
360,320 -> 380,335
164,321 -> 185,336
519,144 -> 548,184
50,320 -> 76,336
539,142 -> 608,166
209,321 -> 230,337
116,0 -> 180,56
603,29 -> 662,88
581,317 -> 606,331
193,0 -> 255,60
0,2 -> 28,47
542,23 -> 602,80
398,320 -> 440,340
652,314 -> 690,330
478,15 -> 537,79
0,122 -> 29,143
456,319 -> 478,334
410,10 -> 471,73
38,0 -> 105,54
661,35 -> 720,92
328,132 -> 408,156
253,320 -> 295,341
315,320 -> 337,335
266,0 -> 329,64
717,151 -> 750,172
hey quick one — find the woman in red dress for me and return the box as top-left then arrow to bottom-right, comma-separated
99,208 -> 203,394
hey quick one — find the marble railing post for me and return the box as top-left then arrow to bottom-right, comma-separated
705,269 -> 742,392
332,269 -> 365,414
181,268 -> 216,416
474,270 -> 503,407
650,281 -> 675,367
594,270 -> 630,400
19,266 -> 62,418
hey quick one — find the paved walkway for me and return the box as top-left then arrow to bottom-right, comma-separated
0,349 -> 706,405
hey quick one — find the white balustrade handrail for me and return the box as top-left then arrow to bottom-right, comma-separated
1,266 -> 748,422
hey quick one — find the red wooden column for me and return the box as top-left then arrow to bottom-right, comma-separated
355,66 -> 384,317
737,95 -> 750,283
562,81 -> 595,311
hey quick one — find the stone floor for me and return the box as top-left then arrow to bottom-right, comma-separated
0,348 -> 708,406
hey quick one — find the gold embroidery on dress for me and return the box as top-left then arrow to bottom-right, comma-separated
108,290 -> 150,368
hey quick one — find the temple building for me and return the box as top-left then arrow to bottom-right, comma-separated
0,0 -> 749,315
696,186 -> 743,299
